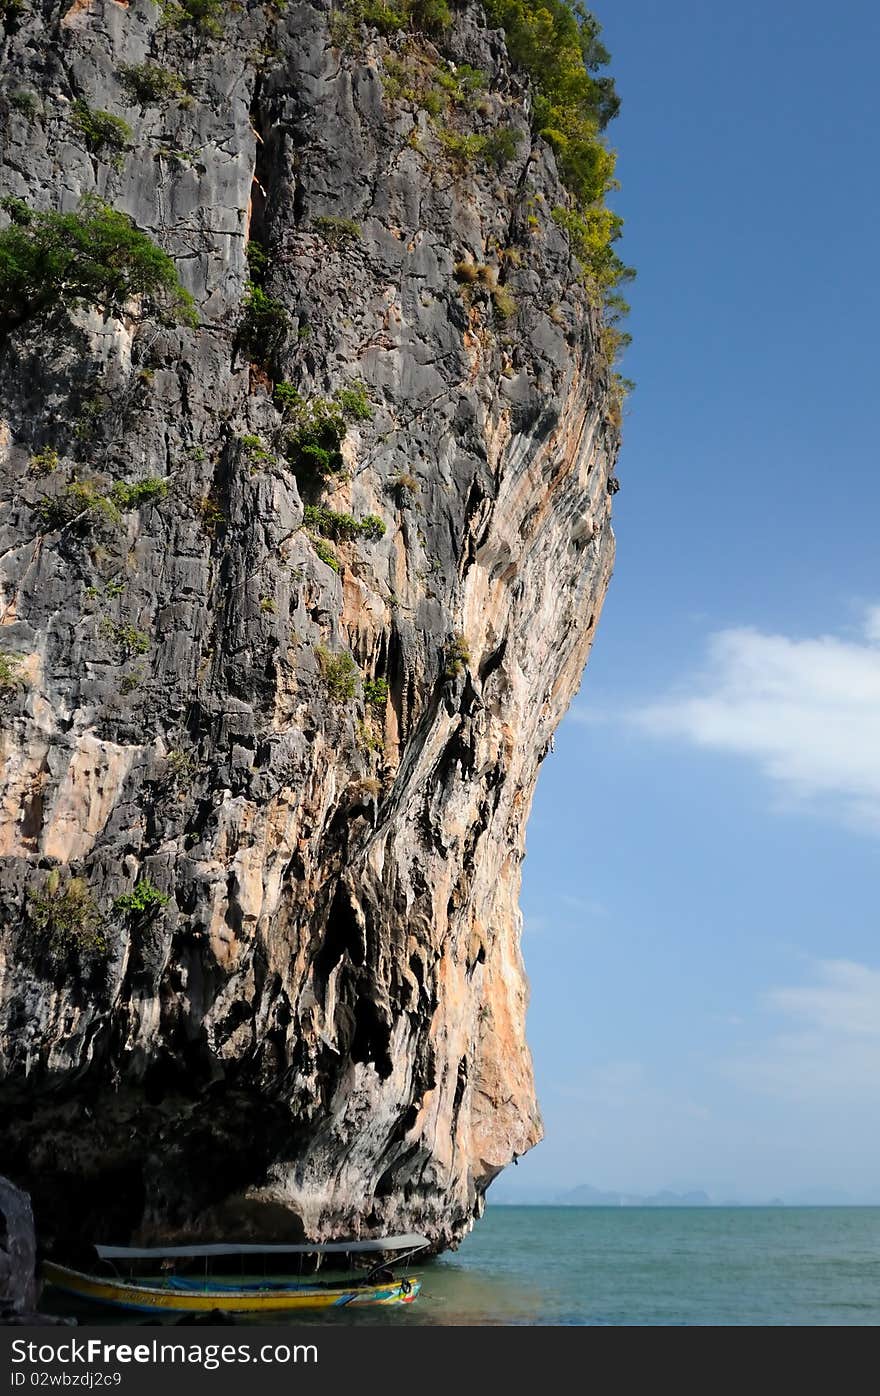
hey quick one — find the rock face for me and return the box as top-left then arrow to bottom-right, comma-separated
0,0 -> 619,1254
0,1176 -> 37,1317
0,1176 -> 71,1324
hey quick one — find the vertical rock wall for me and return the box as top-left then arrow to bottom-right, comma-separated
0,0 -> 619,1252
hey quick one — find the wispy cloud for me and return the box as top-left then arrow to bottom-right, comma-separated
522,910 -> 549,938
727,960 -> 880,1101
552,1060 -> 711,1121
628,606 -> 880,831
522,894 -> 605,939
559,893 -> 607,918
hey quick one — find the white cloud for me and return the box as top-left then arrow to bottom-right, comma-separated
767,959 -> 880,1037
552,1060 -> 711,1120
727,960 -> 880,1101
522,895 -> 605,940
559,893 -> 606,918
864,606 -> 880,646
521,910 -> 549,938
631,607 -> 880,831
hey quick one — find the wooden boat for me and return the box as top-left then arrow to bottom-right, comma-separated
43,1235 -> 427,1315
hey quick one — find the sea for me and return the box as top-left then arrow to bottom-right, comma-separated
287,1205 -> 880,1327
48,1206 -> 880,1327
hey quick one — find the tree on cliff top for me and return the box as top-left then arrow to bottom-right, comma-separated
0,195 -> 197,340
485,0 -> 633,301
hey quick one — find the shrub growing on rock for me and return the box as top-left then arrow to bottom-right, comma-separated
352,776 -> 383,801
99,618 -> 152,658
363,677 -> 388,710
492,285 -> 517,320
114,879 -> 170,917
551,204 -> 629,297
0,651 -> 23,691
280,385 -> 373,488
288,403 -> 347,482
37,476 -> 168,532
311,536 -> 339,571
359,513 -> 386,539
482,126 -> 521,169
238,282 -> 289,369
355,718 -> 383,753
436,127 -> 488,166
484,1 -> 633,339
444,633 -> 471,678
315,645 -> 358,701
71,100 -> 132,168
313,215 -> 362,248
118,63 -> 184,105
8,89 -> 39,118
331,0 -> 451,43
0,196 -> 197,338
165,748 -> 195,785
160,0 -> 225,37
38,479 -> 121,531
245,240 -> 268,279
304,504 -> 385,542
110,477 -> 168,509
27,446 -> 59,475
195,492 -> 225,537
334,384 -> 373,421
390,471 -> 419,504
304,505 -> 361,542
453,260 -> 479,284
27,872 -> 106,955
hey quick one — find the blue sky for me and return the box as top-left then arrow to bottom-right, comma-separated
503,0 -> 880,1202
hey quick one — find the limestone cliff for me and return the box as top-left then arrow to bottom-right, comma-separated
0,0 -> 620,1254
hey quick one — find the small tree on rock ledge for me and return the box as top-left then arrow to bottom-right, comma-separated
0,195 -> 197,341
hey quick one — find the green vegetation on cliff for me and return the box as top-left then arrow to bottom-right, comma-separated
337,0 -> 632,377
159,0 -> 225,37
315,645 -> 359,701
70,99 -> 132,168
118,63 -> 185,106
485,1 -> 632,305
0,652 -> 23,692
36,476 -> 169,533
276,384 -> 373,488
330,0 -> 453,45
0,196 -> 197,337
304,505 -> 386,542
26,872 -> 106,956
114,879 -> 170,917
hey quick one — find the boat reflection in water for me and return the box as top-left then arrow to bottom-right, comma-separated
44,1235 -> 428,1315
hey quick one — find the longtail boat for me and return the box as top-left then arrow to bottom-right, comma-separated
43,1235 -> 428,1315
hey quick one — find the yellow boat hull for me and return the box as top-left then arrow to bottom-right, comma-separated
43,1261 -> 421,1314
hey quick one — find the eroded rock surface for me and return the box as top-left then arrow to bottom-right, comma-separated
0,0 -> 619,1253
0,1174 -> 37,1316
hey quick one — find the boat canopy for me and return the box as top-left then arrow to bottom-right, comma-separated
95,1234 -> 430,1260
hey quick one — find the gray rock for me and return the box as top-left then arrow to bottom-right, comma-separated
0,1 -> 620,1253
0,1173 -> 71,1324
0,1175 -> 37,1316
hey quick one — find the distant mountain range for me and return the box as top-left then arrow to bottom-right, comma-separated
560,1184 -> 719,1207
490,1183 -> 788,1207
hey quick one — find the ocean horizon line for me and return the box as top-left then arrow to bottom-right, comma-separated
487,1200 -> 880,1209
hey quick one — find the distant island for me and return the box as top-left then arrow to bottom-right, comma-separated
562,1184 -> 718,1207
490,1183 -> 788,1207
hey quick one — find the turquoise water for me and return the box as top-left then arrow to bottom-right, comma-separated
284,1205 -> 880,1326
50,1207 -> 880,1326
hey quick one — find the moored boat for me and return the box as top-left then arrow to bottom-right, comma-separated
43,1235 -> 428,1315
